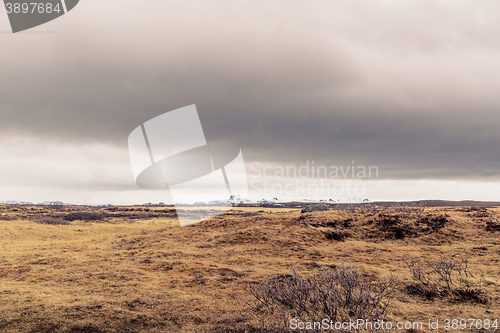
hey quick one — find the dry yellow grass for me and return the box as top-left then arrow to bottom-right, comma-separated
0,204 -> 499,332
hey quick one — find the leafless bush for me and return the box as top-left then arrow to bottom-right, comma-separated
404,256 -> 486,303
322,229 -> 351,241
467,207 -> 490,218
393,204 -> 425,218
374,214 -> 416,239
106,211 -> 177,220
309,218 -> 354,241
460,206 -> 483,212
35,217 -> 70,225
416,215 -> 449,232
453,288 -> 487,304
485,220 -> 500,232
63,212 -> 105,221
373,213 -> 450,239
309,218 -> 354,230
248,265 -> 399,331
357,204 -> 387,215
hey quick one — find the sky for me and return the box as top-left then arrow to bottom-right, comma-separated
1,0 -> 500,204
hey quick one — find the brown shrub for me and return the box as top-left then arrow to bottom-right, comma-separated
63,212 -> 106,221
485,220 -> 500,232
373,213 -> 450,239
35,217 -> 70,225
404,256 -> 487,303
248,264 -> 399,331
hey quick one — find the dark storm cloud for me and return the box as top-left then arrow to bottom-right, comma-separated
2,0 -> 500,181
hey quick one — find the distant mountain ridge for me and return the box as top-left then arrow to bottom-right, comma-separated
0,201 -> 113,207
2,199 -> 499,208
0,200 -> 68,206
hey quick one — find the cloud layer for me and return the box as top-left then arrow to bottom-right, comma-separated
2,0 -> 500,203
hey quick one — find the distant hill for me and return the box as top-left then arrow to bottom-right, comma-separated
1,199 -> 499,208
237,199 -> 500,209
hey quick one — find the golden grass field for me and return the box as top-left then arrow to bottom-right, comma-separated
0,203 -> 499,332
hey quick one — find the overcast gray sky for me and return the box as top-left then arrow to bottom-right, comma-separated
1,0 -> 500,204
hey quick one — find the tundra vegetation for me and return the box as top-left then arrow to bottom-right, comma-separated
0,203 -> 499,332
